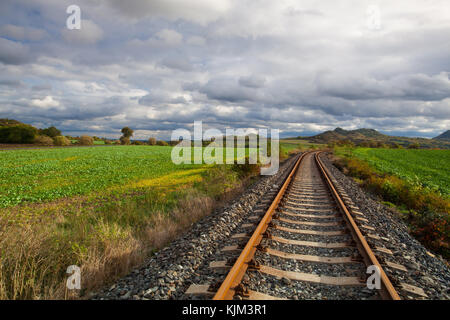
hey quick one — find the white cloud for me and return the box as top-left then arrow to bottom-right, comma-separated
0,0 -> 449,139
106,0 -> 232,25
186,36 -> 206,46
30,96 -> 60,109
155,29 -> 183,46
61,20 -> 104,44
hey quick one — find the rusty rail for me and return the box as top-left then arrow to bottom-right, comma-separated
213,151 -> 400,300
314,152 -> 400,300
213,152 -> 307,300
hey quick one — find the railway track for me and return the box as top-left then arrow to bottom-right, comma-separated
186,151 -> 402,300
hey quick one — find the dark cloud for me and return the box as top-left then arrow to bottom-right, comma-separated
239,75 -> 266,88
0,0 -> 448,139
0,79 -> 25,87
159,56 -> 193,72
0,37 -> 32,65
31,84 -> 52,91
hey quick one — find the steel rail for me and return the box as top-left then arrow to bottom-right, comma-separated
314,152 -> 400,300
213,152 -> 308,300
213,151 -> 400,300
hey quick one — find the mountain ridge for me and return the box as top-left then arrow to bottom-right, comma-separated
296,128 -> 450,149
433,130 -> 450,141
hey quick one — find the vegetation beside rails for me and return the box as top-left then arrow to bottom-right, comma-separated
0,158 -> 259,299
332,147 -> 449,260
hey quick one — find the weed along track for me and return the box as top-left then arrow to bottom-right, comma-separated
186,151 -> 411,300
94,151 -> 447,301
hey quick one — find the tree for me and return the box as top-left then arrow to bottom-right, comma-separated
148,137 -> 156,145
0,124 -> 37,143
39,126 -> 61,138
121,127 -> 134,138
120,127 -> 133,145
79,135 -> 94,146
120,136 -> 130,145
53,136 -> 71,146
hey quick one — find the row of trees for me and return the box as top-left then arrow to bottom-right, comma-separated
0,120 -> 170,147
0,122 -> 63,144
115,127 -> 169,146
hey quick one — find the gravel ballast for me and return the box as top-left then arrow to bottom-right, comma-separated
92,152 -> 450,300
92,154 -> 300,300
320,153 -> 450,300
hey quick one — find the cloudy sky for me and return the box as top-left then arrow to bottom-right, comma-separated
0,0 -> 449,139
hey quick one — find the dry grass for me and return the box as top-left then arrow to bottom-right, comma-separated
332,154 -> 449,259
0,164 -> 251,299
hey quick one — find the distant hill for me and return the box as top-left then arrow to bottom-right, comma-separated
0,118 -> 24,127
306,127 -> 387,143
298,128 -> 450,149
433,130 -> 450,141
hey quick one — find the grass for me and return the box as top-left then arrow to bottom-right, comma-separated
333,147 -> 449,259
0,145 -> 268,299
348,148 -> 449,196
0,146 -> 209,207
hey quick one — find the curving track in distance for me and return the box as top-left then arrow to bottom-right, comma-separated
211,151 -> 400,300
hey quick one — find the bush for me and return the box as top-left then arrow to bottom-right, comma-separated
0,124 -> 37,143
231,156 -> 260,178
333,154 -> 450,258
38,126 -> 61,138
132,140 -> 144,145
53,136 -> 71,146
156,140 -> 169,146
148,137 -> 156,145
120,136 -> 130,145
79,135 -> 94,146
34,135 -> 54,146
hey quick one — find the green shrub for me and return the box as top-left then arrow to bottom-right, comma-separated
0,124 -> 37,143
231,156 -> 260,178
408,143 -> 420,149
38,126 -> 61,138
53,136 -> 71,146
156,140 -> 169,146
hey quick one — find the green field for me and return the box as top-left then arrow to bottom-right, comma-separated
0,146 -> 210,207
0,145 -> 269,208
350,148 -> 450,196
0,145 -> 258,299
